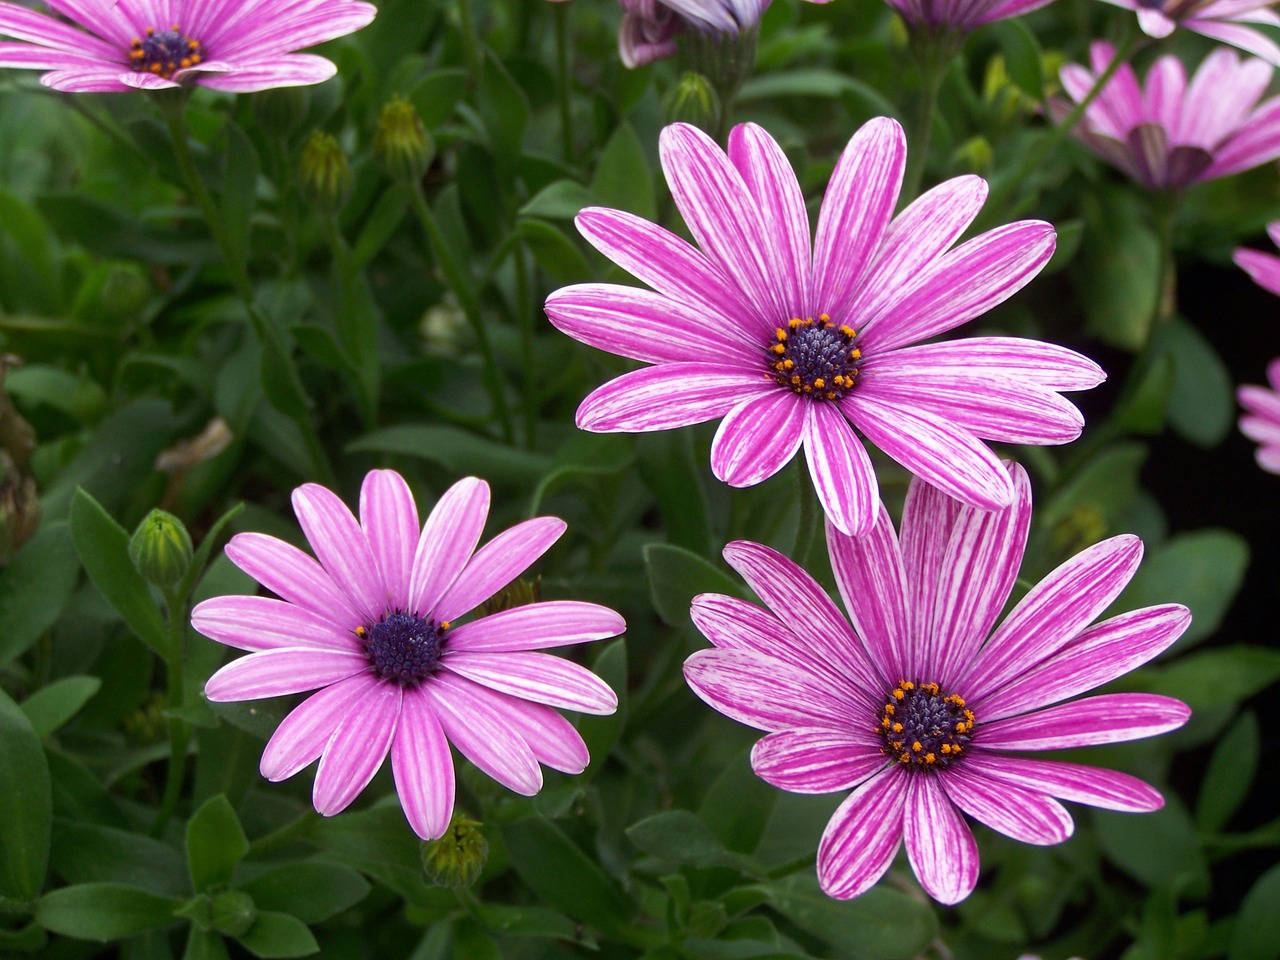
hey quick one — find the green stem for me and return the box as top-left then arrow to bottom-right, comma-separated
320,213 -> 378,429
457,0 -> 482,78
153,590 -> 190,837
407,185 -> 514,442
792,465 -> 821,567
902,36 -> 951,201
554,2 -> 575,162
513,243 -> 537,449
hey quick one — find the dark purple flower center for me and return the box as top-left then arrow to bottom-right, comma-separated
129,26 -> 204,79
878,680 -> 975,769
767,314 -> 862,401
357,612 -> 447,686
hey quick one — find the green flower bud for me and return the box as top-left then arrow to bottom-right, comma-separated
663,72 -> 721,131
374,96 -> 435,184
421,813 -> 488,888
952,135 -> 994,175
299,130 -> 352,213
128,509 -> 193,590
101,263 -> 151,322
481,576 -> 541,616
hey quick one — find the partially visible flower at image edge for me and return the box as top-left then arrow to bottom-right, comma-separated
884,0 -> 1057,35
0,0 -> 377,92
546,117 -> 1104,537
618,0 -> 831,67
194,471 -> 623,840
1234,221 -> 1280,297
1238,358 -> 1280,474
683,461 -> 1191,903
1099,0 -> 1280,66
1054,41 -> 1280,190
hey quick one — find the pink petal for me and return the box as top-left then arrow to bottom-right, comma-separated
1234,246 -> 1280,297
292,482 -> 386,622
312,681 -> 401,816
418,676 -> 542,795
445,601 -> 625,652
899,473 -> 963,645
467,686 -> 591,775
710,390 -> 806,487
577,364 -> 770,432
391,688 -> 455,840
360,469 -> 419,613
225,532 -> 362,626
193,54 -> 338,91
435,517 -> 568,622
977,693 -> 1191,750
212,2 -> 376,60
904,775 -> 979,904
751,728 -> 887,794
407,477 -> 489,619
441,651 -> 617,715
817,768 -> 906,900
941,763 -> 1074,845
874,337 -> 1106,392
689,593 -> 787,652
204,648 -> 368,701
260,673 -> 381,780
1190,19 -> 1280,68
802,403 -> 877,536
961,752 -> 1164,812
191,595 -> 361,653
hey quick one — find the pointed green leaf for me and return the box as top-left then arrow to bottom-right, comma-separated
0,520 -> 80,668
0,689 -> 51,900
234,910 -> 319,958
644,543 -> 745,628
187,795 -> 249,892
36,883 -> 180,941
20,676 -> 101,737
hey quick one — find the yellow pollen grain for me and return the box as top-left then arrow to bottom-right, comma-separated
440,620 -> 451,630
911,741 -> 923,753
840,325 -> 855,337
788,317 -> 802,329
819,313 -> 830,322
355,626 -> 367,638
813,377 -> 825,389
925,753 -> 936,764
892,722 -> 903,733
775,327 -> 787,340
771,343 -> 786,354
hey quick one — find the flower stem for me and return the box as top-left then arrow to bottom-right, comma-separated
152,588 -> 190,837
457,0 -> 483,78
320,212 -> 379,429
407,185 -> 514,442
554,2 -> 575,162
902,36 -> 951,201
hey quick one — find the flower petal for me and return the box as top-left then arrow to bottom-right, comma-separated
391,688 -> 455,840
751,728 -> 887,794
977,693 -> 1191,750
803,403 -> 877,536
194,54 -> 338,92
873,337 -> 1106,392
360,469 -> 419,612
899,473 -> 963,644
204,648 -> 368,701
817,768 -> 906,900
941,763 -> 1074,846
225,532 -> 362,626
312,681 -> 401,816
191,595 -> 361,653
419,676 -> 542,795
293,482 -> 385,621
260,673 -> 381,780
435,517 -> 568,622
710,390 -> 806,488
446,601 -> 625,652
904,775 -> 979,904
441,651 -> 617,715
464,684 -> 591,775
961,752 -> 1164,812
408,477 -> 489,619
577,364 -> 770,432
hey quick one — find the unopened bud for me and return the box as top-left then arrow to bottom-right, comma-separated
128,509 -> 193,590
299,130 -> 352,212
663,72 -> 721,131
421,812 -> 488,888
374,96 -> 434,184
481,577 -> 541,616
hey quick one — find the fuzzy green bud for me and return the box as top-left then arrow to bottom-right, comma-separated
421,813 -> 488,888
299,130 -> 352,212
128,509 -> 193,590
374,96 -> 434,184
481,576 -> 541,616
663,72 -> 721,131
952,135 -> 994,175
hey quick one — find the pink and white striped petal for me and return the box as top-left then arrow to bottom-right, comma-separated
293,482 -> 385,622
977,693 -> 1191,750
192,595 -> 361,653
961,753 -> 1165,812
442,651 -> 618,715
578,364 -> 769,432
260,673 -> 381,780
817,768 -> 906,900
225,532 -> 362,626
204,648 -> 368,701
445,601 -> 625,653
711,391 -> 807,487
875,337 -> 1106,392
802,403 -> 877,537
407,477 -> 489,620
189,54 -> 337,92
904,775 -> 980,905
418,678 -> 542,795
461,683 -> 591,775
391,689 -> 455,840
360,469 -> 419,612
312,681 -> 402,816
750,728 -> 886,794
941,763 -> 1074,845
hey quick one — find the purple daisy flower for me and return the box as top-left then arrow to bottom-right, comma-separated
194,471 -> 623,840
546,118 -> 1104,536
683,462 -> 1191,904
1056,42 -> 1280,190
618,0 -> 830,68
1234,221 -> 1280,297
884,0 -> 1057,34
1100,0 -> 1280,67
0,0 -> 376,92
1238,358 -> 1280,473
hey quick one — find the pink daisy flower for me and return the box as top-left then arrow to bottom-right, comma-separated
1100,0 -> 1280,67
618,0 -> 830,68
683,462 -> 1191,904
195,471 -> 623,840
1238,358 -> 1280,473
0,0 -> 376,92
1234,221 -> 1280,297
545,118 -> 1104,537
1057,41 -> 1280,190
884,0 -> 1057,33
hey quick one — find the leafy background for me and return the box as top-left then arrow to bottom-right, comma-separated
0,0 -> 1277,957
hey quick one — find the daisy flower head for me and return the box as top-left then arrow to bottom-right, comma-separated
1234,221 -> 1280,297
0,0 -> 376,93
1099,0 -> 1280,66
618,0 -> 831,67
194,471 -> 624,840
545,118 -> 1104,537
1056,41 -> 1280,190
1238,357 -> 1280,473
683,462 -> 1191,904
884,0 -> 1058,35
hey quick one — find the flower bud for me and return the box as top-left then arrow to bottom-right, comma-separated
481,576 -> 541,616
299,130 -> 352,213
128,509 -> 193,590
663,72 -> 721,130
374,96 -> 435,184
421,812 -> 488,888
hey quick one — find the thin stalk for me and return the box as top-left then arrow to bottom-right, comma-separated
554,1 -> 575,162
792,465 -> 821,568
320,213 -> 378,429
457,0 -> 483,78
902,34 -> 952,202
152,590 -> 190,836
407,185 -> 514,442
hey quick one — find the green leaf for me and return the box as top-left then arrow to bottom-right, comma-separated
989,19 -> 1044,100
177,501 -> 245,604
1230,863 -> 1280,960
348,425 -> 551,483
39,193 -> 214,265
3,364 -> 106,423
183,927 -> 232,960
1042,442 -> 1147,532
233,910 -> 319,959
1165,318 -> 1234,447
186,795 -> 249,892
591,123 -> 656,221
1140,646 -> 1280,711
502,817 -> 632,936
1080,186 -> 1159,351
352,184 -> 410,271
1115,529 -> 1248,649
239,863 -> 370,924
699,749 -> 778,855
763,873 -> 938,959
20,676 -> 101,737
0,689 -> 51,900
49,820 -> 187,896
518,218 -> 592,284
643,543 -> 744,628
0,520 -> 80,668
1197,711 -> 1259,833
477,54 -> 530,180
520,180 -> 600,221
627,811 -> 756,872
637,431 -> 712,554
69,487 -> 169,655
220,121 -> 260,276
1094,799 -> 1208,894
36,883 -> 180,941
472,903 -> 585,943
